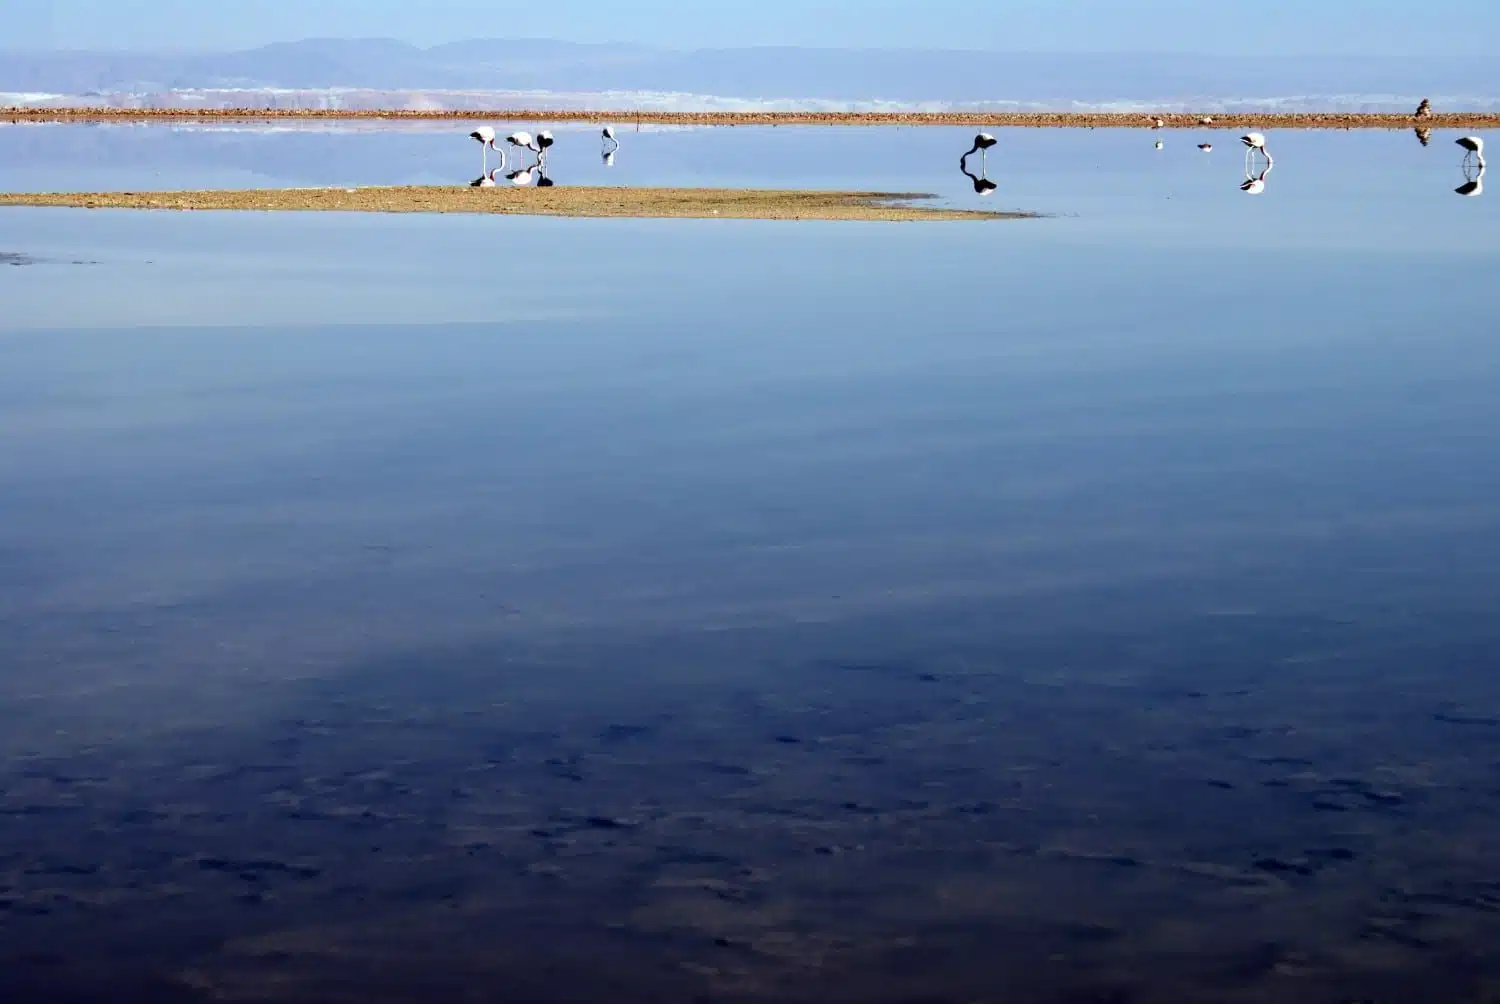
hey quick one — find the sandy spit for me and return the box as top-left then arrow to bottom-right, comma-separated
0,186 -> 1027,221
5,108 -> 1499,129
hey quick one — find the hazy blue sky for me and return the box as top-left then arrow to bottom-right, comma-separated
9,0 -> 1497,55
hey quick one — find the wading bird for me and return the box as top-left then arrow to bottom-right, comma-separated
535,130 -> 556,152
469,126 -> 499,171
1241,132 -> 1273,171
959,134 -> 998,194
1155,140 -> 1164,150
470,168 -> 497,188
962,133 -> 997,170
1416,98 -> 1433,119
507,131 -> 537,157
1457,136 -> 1485,169
1198,143 -> 1213,152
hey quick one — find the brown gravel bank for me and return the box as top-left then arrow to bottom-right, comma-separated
4,108 -> 1499,129
0,185 -> 1027,221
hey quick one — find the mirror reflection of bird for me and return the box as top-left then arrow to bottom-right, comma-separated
1415,127 -> 1433,147
1155,140 -> 1164,150
1456,166 -> 1485,197
1240,160 -> 1274,195
1415,98 -> 1433,119
602,126 -> 620,166
470,168 -> 497,188
1198,143 -> 1213,152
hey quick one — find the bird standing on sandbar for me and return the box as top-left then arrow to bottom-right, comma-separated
1415,98 -> 1433,119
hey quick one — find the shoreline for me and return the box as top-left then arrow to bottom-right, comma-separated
3,107 -> 1497,129
0,185 -> 1027,221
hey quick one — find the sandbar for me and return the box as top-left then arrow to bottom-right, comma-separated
0,185 -> 1028,221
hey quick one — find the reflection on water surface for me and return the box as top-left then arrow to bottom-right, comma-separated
1,124 -> 1499,1002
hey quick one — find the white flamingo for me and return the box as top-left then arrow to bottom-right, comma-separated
535,130 -> 556,153
602,125 -> 619,165
1457,136 -> 1485,170
506,131 -> 537,159
1241,132 -> 1273,171
469,126 -> 499,171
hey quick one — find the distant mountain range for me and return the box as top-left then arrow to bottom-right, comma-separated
2,39 -> 1495,110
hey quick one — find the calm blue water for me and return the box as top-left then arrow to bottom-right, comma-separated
1,124 -> 1499,1003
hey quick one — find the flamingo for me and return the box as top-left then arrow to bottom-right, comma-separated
1241,132 -> 1273,171
961,133 -> 997,171
535,130 -> 555,152
506,131 -> 536,158
602,126 -> 619,165
1155,140 -> 1164,150
470,169 -> 497,188
469,126 -> 498,171
1457,136 -> 1485,169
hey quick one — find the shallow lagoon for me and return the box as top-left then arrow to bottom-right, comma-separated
2,123 -> 1499,1002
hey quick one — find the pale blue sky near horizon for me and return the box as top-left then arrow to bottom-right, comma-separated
7,0 -> 1497,56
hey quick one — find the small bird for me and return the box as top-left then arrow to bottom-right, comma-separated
1198,143 -> 1213,152
1151,117 -> 1165,129
1155,140 -> 1164,150
1415,98 -> 1433,119
1199,115 -> 1215,125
